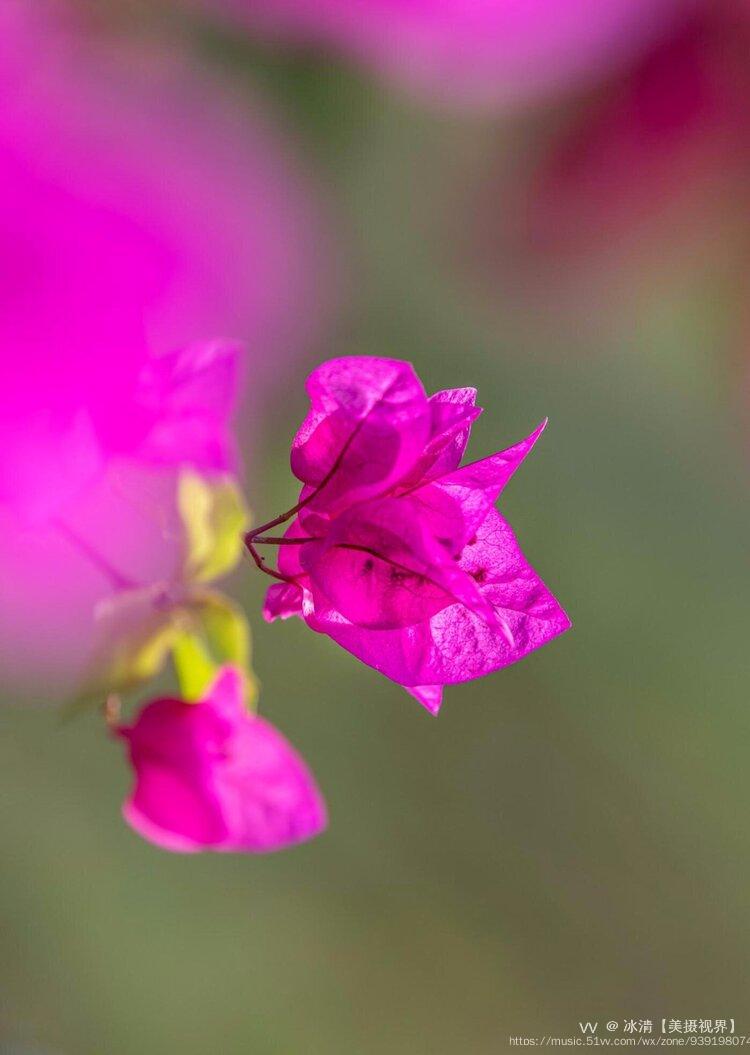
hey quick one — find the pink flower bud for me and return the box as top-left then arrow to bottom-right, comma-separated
119,667 -> 327,853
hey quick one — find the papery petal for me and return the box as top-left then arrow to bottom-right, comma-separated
427,388 -> 481,471
304,510 -> 569,694
290,357 -> 431,514
425,420 -> 548,545
394,420 -> 548,564
120,691 -> 230,852
123,757 -> 229,853
263,582 -> 304,622
399,388 -> 482,486
276,516 -> 312,579
303,495 -> 498,630
261,516 -> 311,622
405,684 -> 444,715
217,715 -> 327,853
120,667 -> 327,852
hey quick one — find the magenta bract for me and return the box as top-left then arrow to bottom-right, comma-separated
262,357 -> 570,713
118,667 -> 327,853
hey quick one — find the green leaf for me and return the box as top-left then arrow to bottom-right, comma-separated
178,471 -> 250,584
73,586 -> 180,705
66,503 -> 257,712
193,590 -> 259,708
171,629 -> 218,702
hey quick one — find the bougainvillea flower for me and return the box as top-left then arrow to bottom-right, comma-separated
0,3 -> 331,700
118,667 -> 327,853
199,0 -> 686,108
260,357 -> 570,712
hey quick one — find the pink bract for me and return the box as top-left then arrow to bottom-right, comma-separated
119,667 -> 327,853
262,357 -> 570,712
200,0 -> 687,108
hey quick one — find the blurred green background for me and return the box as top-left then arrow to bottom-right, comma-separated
2,7 -> 750,1053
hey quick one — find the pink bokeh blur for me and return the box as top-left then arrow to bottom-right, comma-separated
0,2 -> 333,699
194,0 -> 692,109
518,0 -> 750,259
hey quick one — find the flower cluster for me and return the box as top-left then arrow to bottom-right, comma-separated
6,345 -> 569,853
0,2 -> 331,855
80,354 -> 568,854
95,467 -> 327,854
253,357 -> 570,714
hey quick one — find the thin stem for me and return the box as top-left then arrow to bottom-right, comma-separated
244,538 -> 297,585
244,402 -> 372,578
253,535 -> 320,546
54,519 -> 140,592
245,408 -> 369,545
244,501 -> 304,544
242,490 -> 312,584
104,694 -> 122,730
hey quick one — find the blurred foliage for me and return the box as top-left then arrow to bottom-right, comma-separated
178,472 -> 248,585
74,473 -> 254,708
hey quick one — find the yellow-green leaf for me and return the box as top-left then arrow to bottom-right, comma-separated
178,471 -> 250,584
73,586 -> 179,704
171,629 -> 218,702
193,590 -> 258,708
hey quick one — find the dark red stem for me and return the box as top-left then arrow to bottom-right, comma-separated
244,538 -> 297,584
253,535 -> 320,545
243,409 -> 368,580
